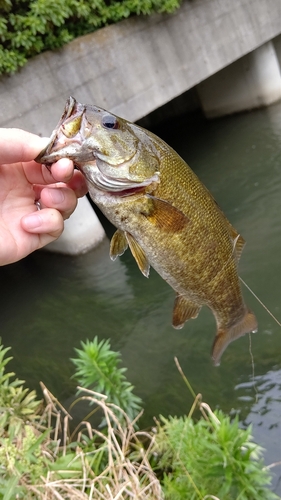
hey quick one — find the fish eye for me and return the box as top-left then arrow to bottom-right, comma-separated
102,114 -> 119,129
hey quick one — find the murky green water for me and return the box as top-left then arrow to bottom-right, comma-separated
1,101 -> 281,493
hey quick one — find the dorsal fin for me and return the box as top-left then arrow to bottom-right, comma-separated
213,196 -> 246,263
232,233 -> 245,263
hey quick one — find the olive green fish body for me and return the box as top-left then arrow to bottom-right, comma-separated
94,140 -> 249,340
37,97 -> 257,365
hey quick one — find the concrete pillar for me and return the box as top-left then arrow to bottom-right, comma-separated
45,196 -> 105,255
197,41 -> 281,118
273,34 -> 281,70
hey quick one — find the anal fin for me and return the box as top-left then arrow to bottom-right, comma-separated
173,294 -> 201,329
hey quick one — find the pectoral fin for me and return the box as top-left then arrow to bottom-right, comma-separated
145,195 -> 188,232
173,294 -> 201,329
125,232 -> 150,277
110,229 -> 128,260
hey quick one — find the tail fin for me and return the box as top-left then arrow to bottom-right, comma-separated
212,310 -> 258,366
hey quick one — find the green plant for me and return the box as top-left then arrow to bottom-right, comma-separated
0,339 -> 279,499
153,406 -> 279,500
0,339 -> 159,499
0,344 -> 41,437
0,343 -> 48,498
71,337 -> 142,423
0,0 -> 182,75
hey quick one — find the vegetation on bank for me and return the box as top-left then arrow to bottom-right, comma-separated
0,337 -> 279,499
0,0 -> 181,75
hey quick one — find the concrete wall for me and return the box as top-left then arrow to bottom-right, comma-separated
1,0 -> 281,136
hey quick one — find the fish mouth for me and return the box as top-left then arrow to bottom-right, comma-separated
36,97 -> 81,161
87,163 -> 160,197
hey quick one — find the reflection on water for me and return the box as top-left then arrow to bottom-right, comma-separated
1,101 -> 281,493
237,369 -> 281,494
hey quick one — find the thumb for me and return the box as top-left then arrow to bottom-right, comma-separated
0,128 -> 50,164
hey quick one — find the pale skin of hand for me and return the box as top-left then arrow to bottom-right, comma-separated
0,128 -> 88,266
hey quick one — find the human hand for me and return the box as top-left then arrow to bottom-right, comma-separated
0,128 -> 88,265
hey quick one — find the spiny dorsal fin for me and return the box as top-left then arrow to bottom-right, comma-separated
125,232 -> 150,277
110,229 -> 128,261
145,194 -> 189,232
173,294 -> 201,329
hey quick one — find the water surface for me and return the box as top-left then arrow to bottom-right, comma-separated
1,101 -> 280,493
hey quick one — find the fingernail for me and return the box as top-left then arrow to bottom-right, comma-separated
24,213 -> 42,229
48,189 -> 65,204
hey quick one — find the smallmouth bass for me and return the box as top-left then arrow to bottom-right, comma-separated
36,96 -> 258,365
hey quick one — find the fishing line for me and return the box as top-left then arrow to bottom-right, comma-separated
248,333 -> 259,404
239,277 -> 281,327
